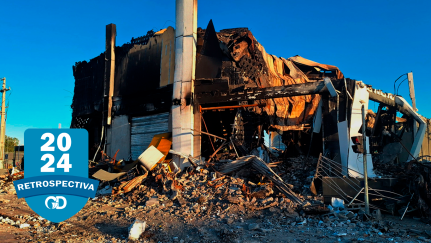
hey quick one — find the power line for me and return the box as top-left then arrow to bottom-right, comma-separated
396,77 -> 408,95
393,73 -> 407,95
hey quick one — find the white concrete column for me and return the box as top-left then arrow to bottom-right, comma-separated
172,0 -> 198,169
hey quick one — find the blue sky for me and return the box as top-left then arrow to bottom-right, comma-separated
0,0 -> 430,144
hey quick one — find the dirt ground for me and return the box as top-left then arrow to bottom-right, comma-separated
0,191 -> 430,243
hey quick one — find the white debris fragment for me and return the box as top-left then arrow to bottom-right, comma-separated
20,223 -> 30,229
128,219 -> 146,241
331,197 -> 344,209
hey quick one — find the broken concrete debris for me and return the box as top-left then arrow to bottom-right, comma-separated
128,219 -> 146,241
80,123 -> 431,235
1,152 -> 431,242
218,155 -> 303,205
145,197 -> 159,207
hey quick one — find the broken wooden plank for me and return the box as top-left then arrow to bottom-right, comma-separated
92,169 -> 126,181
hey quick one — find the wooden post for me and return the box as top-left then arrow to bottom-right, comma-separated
105,24 -> 116,125
0,78 -> 10,167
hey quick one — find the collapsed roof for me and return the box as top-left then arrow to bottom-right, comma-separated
195,20 -> 345,132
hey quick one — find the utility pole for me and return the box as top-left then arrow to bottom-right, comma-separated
361,104 -> 370,214
0,77 -> 10,167
407,72 -> 418,136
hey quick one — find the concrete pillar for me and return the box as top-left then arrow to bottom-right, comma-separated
172,0 -> 198,169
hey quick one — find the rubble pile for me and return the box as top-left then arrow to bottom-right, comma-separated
84,148 -> 431,242
1,131 -> 430,242
1,150 -> 431,242
94,164 -> 301,220
0,215 -> 53,231
2,189 -> 431,242
88,131 -> 431,226
0,175 -> 6,193
0,172 -> 20,195
373,158 -> 431,222
89,142 -> 324,221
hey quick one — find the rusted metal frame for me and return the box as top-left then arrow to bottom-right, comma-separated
207,140 -> 228,163
207,176 -> 226,187
201,116 -> 216,152
110,149 -> 119,164
199,103 -> 265,112
230,139 -> 239,158
186,128 -> 227,141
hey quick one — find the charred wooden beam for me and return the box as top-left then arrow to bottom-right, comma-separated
196,80 -> 342,104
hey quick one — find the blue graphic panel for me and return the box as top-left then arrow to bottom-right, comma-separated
24,129 -> 88,178
13,129 -> 98,223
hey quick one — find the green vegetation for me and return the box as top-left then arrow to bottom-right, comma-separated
5,135 -> 19,152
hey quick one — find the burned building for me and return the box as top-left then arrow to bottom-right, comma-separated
72,26 -> 175,162
71,19 -> 428,170
71,0 -> 431,218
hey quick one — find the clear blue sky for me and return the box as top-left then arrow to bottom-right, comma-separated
1,0 -> 430,145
